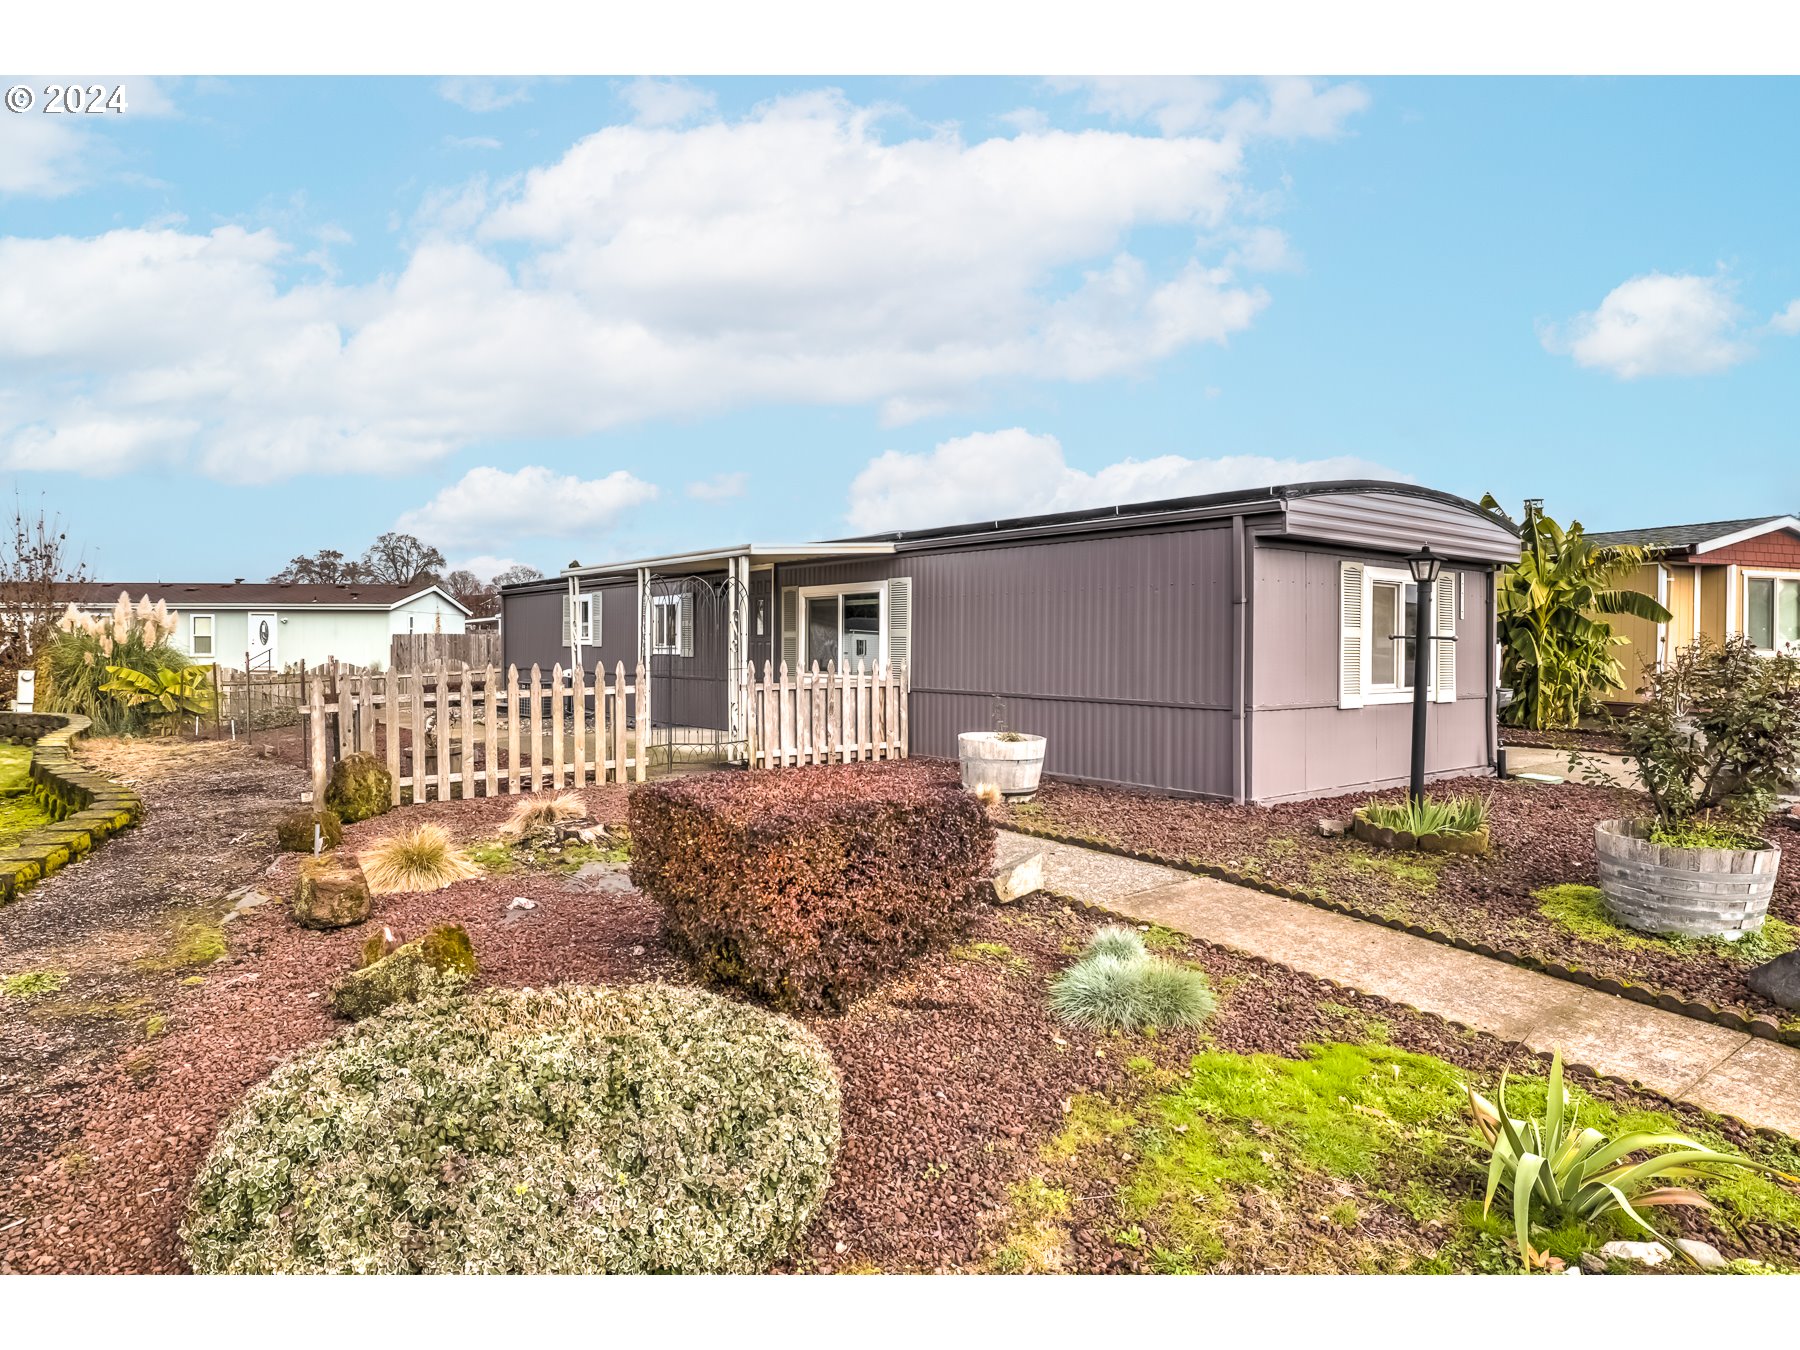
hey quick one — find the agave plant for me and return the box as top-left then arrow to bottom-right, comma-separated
1469,1051 -> 1788,1270
1359,794 -> 1487,837
99,663 -> 213,731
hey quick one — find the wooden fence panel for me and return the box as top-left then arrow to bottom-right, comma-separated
390,630 -> 502,674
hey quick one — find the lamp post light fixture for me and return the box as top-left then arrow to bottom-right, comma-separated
1406,546 -> 1443,806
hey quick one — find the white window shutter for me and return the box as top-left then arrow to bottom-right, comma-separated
678,593 -> 694,658
591,595 -> 601,645
1434,572 -> 1457,703
1338,561 -> 1365,709
885,576 -> 912,676
560,593 -> 572,646
780,587 -> 799,669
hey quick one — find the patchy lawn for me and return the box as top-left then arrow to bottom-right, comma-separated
995,776 -> 1800,1028
6,751 -> 1799,1274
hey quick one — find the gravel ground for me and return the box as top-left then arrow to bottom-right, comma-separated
996,775 -> 1800,1022
5,754 -> 1797,1274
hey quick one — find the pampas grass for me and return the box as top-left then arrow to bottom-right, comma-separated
361,824 -> 483,895
499,792 -> 588,839
970,782 -> 1003,809
1049,929 -> 1215,1032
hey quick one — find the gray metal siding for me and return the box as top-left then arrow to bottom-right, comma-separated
779,524 -> 1238,796
1249,542 -> 1495,802
1280,490 -> 1520,564
500,580 -> 639,676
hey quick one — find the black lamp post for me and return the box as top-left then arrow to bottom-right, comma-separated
1406,546 -> 1443,806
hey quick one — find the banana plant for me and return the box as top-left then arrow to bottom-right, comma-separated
100,663 -> 214,730
1469,1051 -> 1790,1271
1482,496 -> 1671,730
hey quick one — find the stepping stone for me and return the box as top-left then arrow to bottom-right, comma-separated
566,861 -> 635,895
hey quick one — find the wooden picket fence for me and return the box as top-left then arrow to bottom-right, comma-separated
304,661 -> 650,805
741,659 -> 909,768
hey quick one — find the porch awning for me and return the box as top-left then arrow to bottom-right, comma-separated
561,542 -> 895,578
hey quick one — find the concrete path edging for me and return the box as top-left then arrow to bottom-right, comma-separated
998,829 -> 1800,1139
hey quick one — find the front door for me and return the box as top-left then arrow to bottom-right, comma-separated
246,612 -> 277,669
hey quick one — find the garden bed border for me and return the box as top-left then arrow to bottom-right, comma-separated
1007,820 -> 1800,1049
0,712 -> 142,905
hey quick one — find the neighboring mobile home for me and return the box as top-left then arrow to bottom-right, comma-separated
1586,515 -> 1800,700
500,481 -> 1520,803
56,581 -> 471,669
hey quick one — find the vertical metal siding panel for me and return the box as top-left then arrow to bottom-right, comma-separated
780,525 -> 1235,795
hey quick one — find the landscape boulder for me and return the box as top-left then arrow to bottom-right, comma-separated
292,854 -> 372,929
276,808 -> 343,854
1747,952 -> 1800,1011
990,850 -> 1045,904
324,752 -> 394,824
327,924 -> 476,1020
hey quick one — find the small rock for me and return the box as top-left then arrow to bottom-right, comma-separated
631,945 -> 644,956
1317,817 -> 1351,838
1579,1252 -> 1607,1274
509,897 -> 537,911
1674,1238 -> 1727,1270
1598,1240 -> 1670,1267
835,1241 -> 847,1254
1746,951 -> 1800,1011
990,851 -> 1045,904
567,861 -> 635,895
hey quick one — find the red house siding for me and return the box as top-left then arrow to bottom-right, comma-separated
1692,530 -> 1800,569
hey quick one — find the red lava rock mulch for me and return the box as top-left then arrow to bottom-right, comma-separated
996,775 -> 1800,1024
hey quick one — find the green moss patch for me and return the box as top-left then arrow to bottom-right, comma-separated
2,968 -> 69,999
1032,1040 -> 1800,1274
135,919 -> 227,974
1537,884 -> 1799,967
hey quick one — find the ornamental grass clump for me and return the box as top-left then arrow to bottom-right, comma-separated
1470,1050 -> 1793,1271
359,823 -> 481,894
499,791 -> 588,839
181,984 -> 842,1273
1050,928 -> 1215,1032
1358,794 -> 1488,838
629,760 -> 994,1012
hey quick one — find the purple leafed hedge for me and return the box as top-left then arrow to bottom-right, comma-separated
628,761 -> 996,1012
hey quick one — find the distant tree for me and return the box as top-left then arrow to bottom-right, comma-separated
358,533 -> 446,588
0,496 -> 89,703
272,548 -> 366,584
491,564 -> 543,588
442,569 -> 498,618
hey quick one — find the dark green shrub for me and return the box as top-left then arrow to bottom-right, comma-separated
325,751 -> 393,823
276,808 -> 343,853
327,923 -> 476,1020
181,984 -> 842,1273
629,761 -> 994,1012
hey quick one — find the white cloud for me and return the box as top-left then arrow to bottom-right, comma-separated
1766,298 -> 1800,337
1066,77 -> 1369,140
845,428 -> 1408,532
437,78 -> 533,113
443,134 -> 502,151
1000,107 -> 1050,134
619,77 -> 717,128
687,471 -> 748,501
451,554 -> 525,581
1,89 -> 1341,480
1543,272 -> 1753,378
0,77 -> 176,198
396,465 -> 659,551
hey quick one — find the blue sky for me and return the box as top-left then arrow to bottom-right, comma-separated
3,75 -> 1798,581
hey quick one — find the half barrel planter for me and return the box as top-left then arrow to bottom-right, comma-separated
959,732 -> 1047,800
1594,818 -> 1779,940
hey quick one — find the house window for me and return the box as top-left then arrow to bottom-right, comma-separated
1745,574 -> 1800,653
800,585 -> 885,668
575,595 -> 596,644
652,594 -> 681,655
190,613 -> 215,658
1366,571 -> 1419,695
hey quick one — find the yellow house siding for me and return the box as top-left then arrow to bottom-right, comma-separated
1607,561 -> 1664,699
1700,565 -> 1729,643
1664,564 -> 1696,657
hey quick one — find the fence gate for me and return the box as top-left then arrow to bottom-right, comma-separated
647,572 -> 745,774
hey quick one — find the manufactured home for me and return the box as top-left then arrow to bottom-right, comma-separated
56,581 -> 471,670
1586,515 -> 1800,701
499,481 -> 1521,803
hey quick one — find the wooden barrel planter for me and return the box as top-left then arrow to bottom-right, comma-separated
1594,818 -> 1779,940
959,732 -> 1046,800
1350,810 -> 1490,855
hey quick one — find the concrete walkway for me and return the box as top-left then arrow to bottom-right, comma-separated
1502,745 -> 1641,789
999,829 -> 1800,1138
